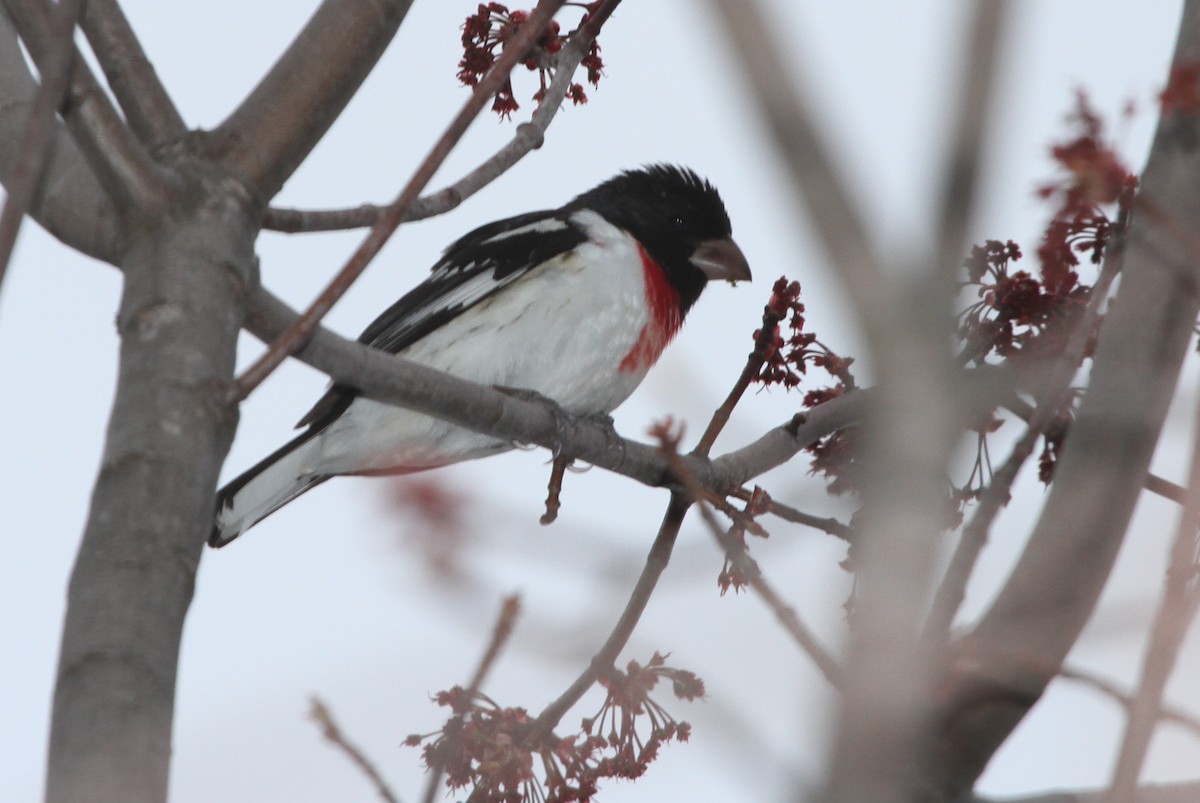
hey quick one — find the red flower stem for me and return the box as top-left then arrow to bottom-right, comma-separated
231,0 -> 569,402
693,300 -> 786,457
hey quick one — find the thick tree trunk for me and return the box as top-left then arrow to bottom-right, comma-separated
44,178 -> 255,803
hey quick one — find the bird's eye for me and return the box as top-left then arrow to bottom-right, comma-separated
671,215 -> 687,230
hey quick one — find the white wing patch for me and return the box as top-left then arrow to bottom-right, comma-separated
480,217 -> 570,243
392,268 -> 527,343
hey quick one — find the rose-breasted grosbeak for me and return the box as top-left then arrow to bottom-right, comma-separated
211,165 -> 750,546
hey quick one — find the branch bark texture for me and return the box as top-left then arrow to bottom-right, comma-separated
933,2 -> 1200,795
46,177 -> 254,803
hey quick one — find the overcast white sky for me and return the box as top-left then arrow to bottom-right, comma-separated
2,1 -> 1195,801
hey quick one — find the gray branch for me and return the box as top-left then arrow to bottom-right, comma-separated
0,6 -> 120,262
973,780 -> 1200,803
212,0 -> 415,201
933,1 -> 1200,795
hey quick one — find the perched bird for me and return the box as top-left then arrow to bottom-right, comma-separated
211,165 -> 750,546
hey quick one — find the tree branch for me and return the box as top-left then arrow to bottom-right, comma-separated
79,0 -> 187,149
972,780 -> 1200,803
933,3 -> 1200,794
531,494 -> 690,734
262,17 -> 608,234
0,0 -> 86,289
707,0 -> 884,313
662,442 -> 842,686
46,188 -> 254,803
1108,381 -> 1200,797
2,0 -> 172,211
934,1 -> 1009,277
0,5 -> 120,263
212,0 -> 415,201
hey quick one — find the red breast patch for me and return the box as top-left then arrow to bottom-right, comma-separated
620,245 -> 682,373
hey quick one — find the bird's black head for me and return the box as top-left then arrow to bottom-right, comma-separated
569,165 -> 751,313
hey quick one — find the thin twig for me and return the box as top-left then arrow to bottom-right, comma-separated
706,491 -> 769,538
1108,381 -> 1200,798
924,203 -> 1129,641
232,0 -> 622,400
1004,393 -> 1187,504
540,456 -> 569,524
662,435 -> 842,687
421,594 -> 522,803
731,487 -> 852,540
532,494 -> 689,735
934,1 -> 1010,279
2,0 -> 170,210
0,0 -> 85,294
707,0 -> 883,315
262,19 -> 603,235
309,697 -> 402,803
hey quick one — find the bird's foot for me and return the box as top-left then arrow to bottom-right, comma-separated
493,386 -> 626,466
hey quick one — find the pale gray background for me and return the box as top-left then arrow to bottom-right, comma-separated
2,2 -> 1192,800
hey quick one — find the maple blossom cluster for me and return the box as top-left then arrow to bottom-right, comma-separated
957,238 -> 1094,366
458,2 -> 605,119
408,654 -> 702,802
747,277 -> 861,495
960,94 -> 1133,369
956,93 -> 1135,486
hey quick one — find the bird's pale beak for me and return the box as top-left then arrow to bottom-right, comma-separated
690,237 -> 752,284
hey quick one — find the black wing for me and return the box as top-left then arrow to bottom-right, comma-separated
295,209 -> 588,430
358,209 -> 587,352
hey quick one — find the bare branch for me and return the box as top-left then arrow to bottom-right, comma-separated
79,0 -> 186,149
262,26 -> 605,235
707,0 -> 883,313
46,189 -> 253,803
972,780 -> 1200,803
0,0 -> 86,290
1108,383 -> 1200,796
531,495 -> 690,734
2,0 -> 172,211
935,2 -> 1010,277
310,698 -> 402,803
934,4 -> 1200,793
1003,391 -> 1187,505
693,285 -> 787,457
231,0 -> 574,400
213,0 -> 415,200
0,5 -> 119,263
728,487 -> 852,540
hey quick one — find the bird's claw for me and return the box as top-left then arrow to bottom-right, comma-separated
494,387 -> 626,467
495,385 -> 574,459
